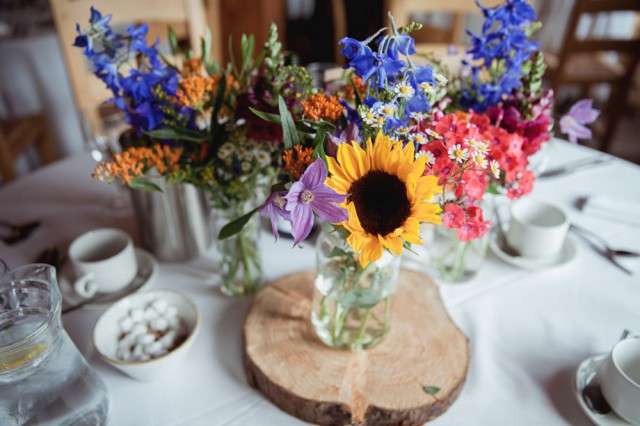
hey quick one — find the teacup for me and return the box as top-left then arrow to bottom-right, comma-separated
506,199 -> 569,259
601,337 -> 640,424
69,228 -> 138,298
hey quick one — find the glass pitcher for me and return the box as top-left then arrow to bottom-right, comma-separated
0,264 -> 111,425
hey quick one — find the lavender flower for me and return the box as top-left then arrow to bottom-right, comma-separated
285,159 -> 347,245
559,99 -> 600,143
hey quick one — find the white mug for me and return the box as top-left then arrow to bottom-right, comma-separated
69,228 -> 138,298
506,199 -> 569,259
601,337 -> 640,424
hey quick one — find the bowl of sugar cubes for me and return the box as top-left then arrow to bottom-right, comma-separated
93,289 -> 200,381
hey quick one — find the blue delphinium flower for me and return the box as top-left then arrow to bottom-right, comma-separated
462,0 -> 540,112
74,8 -> 185,134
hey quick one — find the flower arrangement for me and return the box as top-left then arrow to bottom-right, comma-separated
75,7 -> 313,209
75,7 -> 315,295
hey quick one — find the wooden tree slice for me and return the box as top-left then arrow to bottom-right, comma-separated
243,269 -> 469,425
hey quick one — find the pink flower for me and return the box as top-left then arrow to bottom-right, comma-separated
442,203 -> 465,229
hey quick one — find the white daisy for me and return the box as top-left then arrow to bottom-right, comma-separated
426,129 -> 442,139
448,144 -> 469,163
394,80 -> 415,98
409,132 -> 428,145
240,161 -> 252,172
473,153 -> 488,169
418,82 -> 434,94
410,111 -> 428,122
376,102 -> 398,118
360,108 -> 378,125
255,150 -> 271,167
424,150 -> 436,165
435,73 -> 448,86
490,160 -> 500,179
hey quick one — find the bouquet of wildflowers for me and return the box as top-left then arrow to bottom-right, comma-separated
76,8 -> 313,211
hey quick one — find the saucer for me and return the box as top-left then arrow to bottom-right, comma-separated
574,353 -> 630,426
59,247 -> 157,311
489,231 -> 577,271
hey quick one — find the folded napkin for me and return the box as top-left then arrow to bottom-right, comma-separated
580,195 -> 640,226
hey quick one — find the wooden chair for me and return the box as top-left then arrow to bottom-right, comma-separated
0,114 -> 56,182
545,0 -> 640,152
48,0 -> 209,134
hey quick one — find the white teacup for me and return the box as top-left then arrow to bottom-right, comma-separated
601,337 -> 640,424
69,228 -> 138,298
506,199 -> 569,259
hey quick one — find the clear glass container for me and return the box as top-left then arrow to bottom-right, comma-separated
311,227 -> 400,351
0,264 -> 111,425
213,200 -> 264,297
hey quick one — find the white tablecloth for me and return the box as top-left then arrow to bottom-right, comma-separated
1,139 -> 639,426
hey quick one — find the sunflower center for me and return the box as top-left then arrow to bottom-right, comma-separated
349,171 -> 411,236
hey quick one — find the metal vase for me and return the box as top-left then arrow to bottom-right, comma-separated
129,179 -> 213,262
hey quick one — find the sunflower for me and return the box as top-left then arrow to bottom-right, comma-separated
326,132 -> 443,267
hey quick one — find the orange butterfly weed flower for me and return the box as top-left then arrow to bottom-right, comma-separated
282,145 -> 314,181
183,57 -> 203,75
175,76 -> 215,108
341,75 -> 367,102
301,93 -> 344,122
93,146 -> 183,185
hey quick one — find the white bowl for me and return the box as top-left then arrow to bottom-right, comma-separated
93,289 -> 200,382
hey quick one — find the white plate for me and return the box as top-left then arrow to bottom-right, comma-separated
489,231 -> 577,271
574,353 -> 630,426
59,247 -> 157,311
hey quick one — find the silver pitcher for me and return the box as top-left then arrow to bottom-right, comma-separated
129,178 -> 213,262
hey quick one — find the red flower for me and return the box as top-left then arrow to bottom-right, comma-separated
443,203 -> 466,229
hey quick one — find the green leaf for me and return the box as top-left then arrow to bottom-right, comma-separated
128,178 -> 163,192
249,107 -> 282,124
278,96 -> 300,149
327,247 -> 347,258
168,26 -> 179,56
339,288 -> 380,309
352,80 -> 362,108
217,206 -> 261,240
201,27 -> 212,64
210,73 -> 227,137
423,386 -> 440,395
312,131 -> 327,166
145,128 -> 207,143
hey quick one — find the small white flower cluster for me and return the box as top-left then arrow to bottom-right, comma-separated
115,298 -> 187,363
217,141 -> 272,169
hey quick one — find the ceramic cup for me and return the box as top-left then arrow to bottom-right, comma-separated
69,228 -> 138,298
601,337 -> 640,424
506,199 -> 569,259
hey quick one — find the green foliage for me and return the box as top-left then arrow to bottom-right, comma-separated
128,177 -> 163,192
423,386 -> 441,395
217,206 -> 261,239
398,21 -> 423,35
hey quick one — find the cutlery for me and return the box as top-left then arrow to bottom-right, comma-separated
0,220 -> 41,245
570,224 -> 634,275
538,157 -> 612,179
570,224 -> 640,257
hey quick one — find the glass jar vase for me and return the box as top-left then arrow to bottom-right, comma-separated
213,200 -> 264,297
422,194 -> 503,282
311,227 -> 400,351
0,264 -> 111,425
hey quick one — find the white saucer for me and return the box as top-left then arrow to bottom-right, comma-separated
59,247 -> 157,311
574,353 -> 630,426
489,231 -> 577,271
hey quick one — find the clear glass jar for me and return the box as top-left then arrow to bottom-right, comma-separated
213,200 -> 264,297
311,227 -> 400,351
0,264 -> 111,425
421,194 -> 502,282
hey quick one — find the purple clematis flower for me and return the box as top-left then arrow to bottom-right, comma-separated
559,99 -> 600,143
260,191 -> 291,241
327,123 -> 360,157
285,159 -> 347,245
